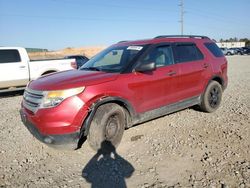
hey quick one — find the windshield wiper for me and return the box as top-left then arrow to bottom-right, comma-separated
81,67 -> 101,71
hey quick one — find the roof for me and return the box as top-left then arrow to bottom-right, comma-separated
116,35 -> 212,46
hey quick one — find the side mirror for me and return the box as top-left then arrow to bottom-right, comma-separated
135,62 -> 156,72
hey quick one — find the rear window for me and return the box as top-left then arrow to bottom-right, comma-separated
174,43 -> 204,63
0,49 -> 21,63
204,43 -> 224,57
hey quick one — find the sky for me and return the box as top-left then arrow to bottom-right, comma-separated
0,0 -> 249,50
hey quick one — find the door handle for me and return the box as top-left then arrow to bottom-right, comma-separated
19,66 -> 26,69
166,71 -> 176,76
203,63 -> 209,68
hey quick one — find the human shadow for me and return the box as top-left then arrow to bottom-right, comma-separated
82,141 -> 134,188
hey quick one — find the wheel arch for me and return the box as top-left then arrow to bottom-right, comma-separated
41,70 -> 58,76
205,75 -> 225,92
211,76 -> 223,86
80,96 -> 136,138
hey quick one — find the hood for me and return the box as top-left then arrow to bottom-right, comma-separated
29,70 -> 118,91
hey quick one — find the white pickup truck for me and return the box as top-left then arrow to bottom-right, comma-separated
0,47 -> 77,92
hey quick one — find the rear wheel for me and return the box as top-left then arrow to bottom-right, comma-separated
200,81 -> 222,113
88,103 -> 126,151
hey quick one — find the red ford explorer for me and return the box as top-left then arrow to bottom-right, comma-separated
20,35 -> 228,150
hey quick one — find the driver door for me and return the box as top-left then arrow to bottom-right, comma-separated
121,45 -> 179,113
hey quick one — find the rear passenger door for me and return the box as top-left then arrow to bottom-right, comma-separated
173,43 -> 208,101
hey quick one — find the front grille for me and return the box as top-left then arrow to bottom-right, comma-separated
23,88 -> 44,113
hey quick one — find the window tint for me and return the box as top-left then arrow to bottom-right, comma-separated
142,46 -> 174,67
204,43 -> 224,57
174,44 -> 204,63
76,57 -> 83,61
0,50 -> 21,63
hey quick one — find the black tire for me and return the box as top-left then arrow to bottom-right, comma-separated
200,81 -> 222,113
88,103 -> 126,151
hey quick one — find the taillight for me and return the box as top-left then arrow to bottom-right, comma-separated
71,61 -> 77,69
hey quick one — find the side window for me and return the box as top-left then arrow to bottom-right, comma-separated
0,50 -> 21,63
204,43 -> 224,57
142,46 -> 174,67
174,43 -> 204,63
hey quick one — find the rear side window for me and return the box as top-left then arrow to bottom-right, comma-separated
174,43 -> 204,63
0,50 -> 21,63
204,43 -> 224,57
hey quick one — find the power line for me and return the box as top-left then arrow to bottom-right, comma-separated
186,8 -> 250,27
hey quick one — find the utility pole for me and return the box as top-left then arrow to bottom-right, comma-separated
179,0 -> 184,35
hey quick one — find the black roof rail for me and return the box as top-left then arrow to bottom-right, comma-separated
154,35 -> 209,39
118,40 -> 130,43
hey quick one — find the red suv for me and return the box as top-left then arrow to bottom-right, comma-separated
20,35 -> 228,150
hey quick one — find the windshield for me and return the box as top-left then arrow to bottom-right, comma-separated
80,45 -> 145,73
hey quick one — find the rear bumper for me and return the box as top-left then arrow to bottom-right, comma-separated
20,109 -> 81,150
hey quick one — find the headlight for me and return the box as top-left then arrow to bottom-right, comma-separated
41,87 -> 85,108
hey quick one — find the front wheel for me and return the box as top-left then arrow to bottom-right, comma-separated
88,103 -> 126,151
200,81 -> 223,113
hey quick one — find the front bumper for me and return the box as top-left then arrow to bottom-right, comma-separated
20,109 -> 82,150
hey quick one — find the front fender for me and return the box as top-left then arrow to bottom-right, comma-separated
80,96 -> 136,137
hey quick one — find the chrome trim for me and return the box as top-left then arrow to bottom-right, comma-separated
23,101 -> 37,113
25,87 -> 43,95
23,88 -> 44,113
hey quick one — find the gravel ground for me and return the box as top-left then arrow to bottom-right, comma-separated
0,56 -> 249,188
